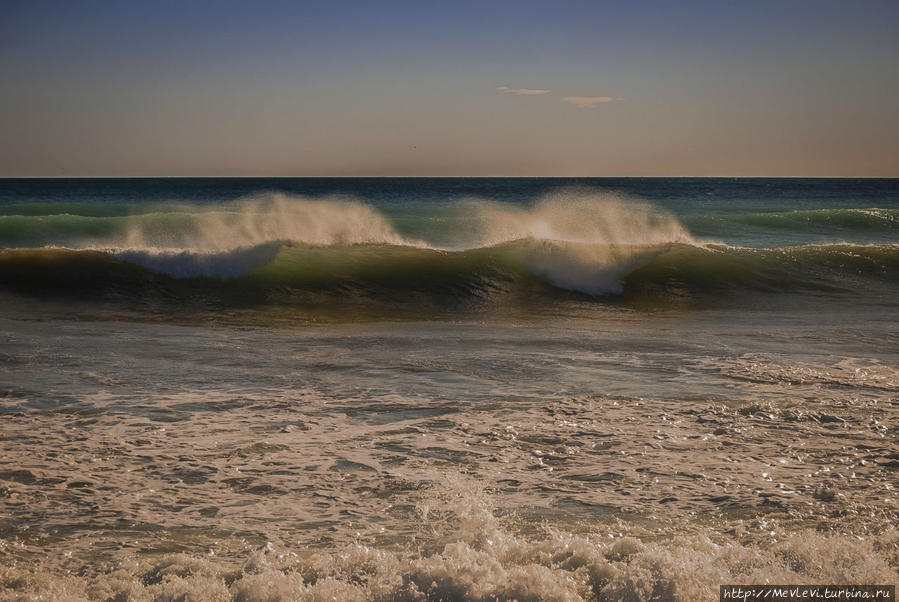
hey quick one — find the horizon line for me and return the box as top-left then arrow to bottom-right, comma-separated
2,174 -> 898,180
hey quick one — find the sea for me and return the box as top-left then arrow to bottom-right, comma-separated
0,178 -> 897,600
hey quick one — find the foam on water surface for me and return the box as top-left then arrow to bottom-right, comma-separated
1,324 -> 896,599
2,483 -> 896,601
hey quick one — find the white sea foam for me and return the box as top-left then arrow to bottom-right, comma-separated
109,243 -> 285,279
3,487 -> 896,601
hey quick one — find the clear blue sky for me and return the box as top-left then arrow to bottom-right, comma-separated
2,0 -> 898,176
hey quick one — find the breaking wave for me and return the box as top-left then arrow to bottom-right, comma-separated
0,195 -> 414,250
1,192 -> 896,307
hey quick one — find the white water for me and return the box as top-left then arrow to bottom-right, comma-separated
3,482 -> 896,601
96,191 -> 696,294
469,191 -> 693,248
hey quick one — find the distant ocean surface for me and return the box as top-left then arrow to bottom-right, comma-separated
1,178 -> 897,600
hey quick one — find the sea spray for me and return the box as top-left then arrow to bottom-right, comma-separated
467,190 -> 694,248
0,194 -> 420,252
0,191 -> 700,295
459,191 -> 695,293
115,194 -> 420,251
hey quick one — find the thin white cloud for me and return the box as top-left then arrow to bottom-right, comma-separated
562,96 -> 615,109
496,86 -> 550,96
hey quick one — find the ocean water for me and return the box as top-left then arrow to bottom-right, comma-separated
0,178 -> 897,600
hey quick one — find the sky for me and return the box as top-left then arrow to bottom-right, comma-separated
1,0 -> 898,177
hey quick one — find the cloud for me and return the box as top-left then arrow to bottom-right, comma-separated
496,86 -> 550,96
562,96 -> 615,109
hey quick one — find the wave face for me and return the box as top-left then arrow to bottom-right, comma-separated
2,242 -> 897,309
1,187 -> 897,309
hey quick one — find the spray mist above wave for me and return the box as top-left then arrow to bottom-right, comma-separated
163,191 -> 692,293
3,190 -> 700,292
0,189 -> 693,252
115,193 -> 419,251
0,194 -> 419,252
120,190 -> 695,294
456,190 -> 697,294
464,189 -> 694,248
103,194 -> 425,279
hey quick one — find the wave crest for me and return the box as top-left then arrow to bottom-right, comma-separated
466,190 -> 694,248
117,193 -> 419,251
